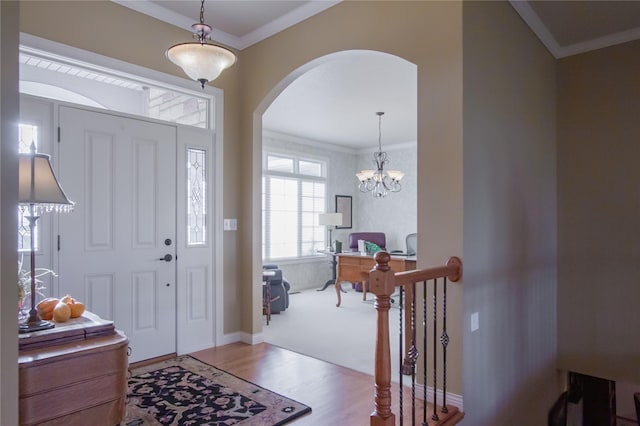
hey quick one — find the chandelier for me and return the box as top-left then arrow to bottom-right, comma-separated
165,0 -> 237,88
356,112 -> 405,197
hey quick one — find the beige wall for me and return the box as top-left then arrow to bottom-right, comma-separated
463,2 -> 560,424
19,1 -> 244,333
239,0 -> 464,393
1,2 -> 20,424
557,40 -> 640,384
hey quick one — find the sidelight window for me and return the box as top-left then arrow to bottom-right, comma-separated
187,148 -> 207,246
18,123 -> 40,253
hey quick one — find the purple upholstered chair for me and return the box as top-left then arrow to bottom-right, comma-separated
348,232 -> 386,252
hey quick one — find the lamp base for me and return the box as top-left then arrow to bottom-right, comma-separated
19,319 -> 55,334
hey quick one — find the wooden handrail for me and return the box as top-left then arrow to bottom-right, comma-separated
393,256 -> 462,286
369,251 -> 462,426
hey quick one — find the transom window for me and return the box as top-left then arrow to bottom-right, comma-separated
18,123 -> 39,252
262,153 -> 327,260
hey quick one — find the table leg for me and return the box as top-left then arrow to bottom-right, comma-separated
263,282 -> 271,325
318,253 -> 340,291
317,279 -> 335,291
335,279 -> 343,307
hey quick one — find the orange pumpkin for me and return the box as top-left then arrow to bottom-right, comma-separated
36,297 -> 59,320
61,294 -> 85,318
68,301 -> 85,318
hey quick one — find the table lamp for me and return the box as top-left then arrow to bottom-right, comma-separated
318,212 -> 343,251
18,143 -> 74,333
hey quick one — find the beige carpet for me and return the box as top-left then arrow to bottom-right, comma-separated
263,285 -> 403,383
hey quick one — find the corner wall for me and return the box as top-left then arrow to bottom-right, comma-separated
557,40 -> 640,384
463,2 -> 560,424
1,2 -> 20,424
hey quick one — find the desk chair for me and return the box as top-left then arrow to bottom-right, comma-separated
391,233 -> 417,256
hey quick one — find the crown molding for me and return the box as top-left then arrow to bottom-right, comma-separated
263,129 -> 357,154
554,26 -> 640,58
509,0 -> 561,58
510,0 -> 640,59
236,1 -> 340,50
111,0 -> 339,51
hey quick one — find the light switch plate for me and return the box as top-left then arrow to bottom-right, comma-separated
223,219 -> 237,231
471,312 -> 479,332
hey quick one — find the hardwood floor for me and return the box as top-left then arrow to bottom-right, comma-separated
190,342 -> 463,426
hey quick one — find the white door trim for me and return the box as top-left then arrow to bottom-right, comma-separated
19,31 -> 226,351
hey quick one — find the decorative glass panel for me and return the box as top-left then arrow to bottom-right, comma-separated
18,124 -> 39,252
187,148 -> 207,245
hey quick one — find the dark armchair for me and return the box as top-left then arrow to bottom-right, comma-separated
262,264 -> 290,313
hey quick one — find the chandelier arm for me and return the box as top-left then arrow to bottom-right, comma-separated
355,111 -> 403,197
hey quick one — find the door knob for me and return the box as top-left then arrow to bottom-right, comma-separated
159,254 -> 173,262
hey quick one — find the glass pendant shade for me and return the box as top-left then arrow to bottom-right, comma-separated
165,0 -> 236,88
166,42 -> 236,88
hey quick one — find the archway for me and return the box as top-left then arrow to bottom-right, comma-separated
254,49 -> 417,375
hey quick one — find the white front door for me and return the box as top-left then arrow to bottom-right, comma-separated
57,105 -> 177,362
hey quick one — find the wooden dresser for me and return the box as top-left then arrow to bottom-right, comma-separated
18,312 -> 128,426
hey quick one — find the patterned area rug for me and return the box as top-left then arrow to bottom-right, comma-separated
125,355 -> 311,425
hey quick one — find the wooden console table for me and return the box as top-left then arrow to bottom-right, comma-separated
18,311 -> 128,426
334,252 -> 416,307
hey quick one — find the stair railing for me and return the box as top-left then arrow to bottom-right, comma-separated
369,251 -> 462,426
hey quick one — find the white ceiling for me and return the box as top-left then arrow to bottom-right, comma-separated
113,0 -> 640,149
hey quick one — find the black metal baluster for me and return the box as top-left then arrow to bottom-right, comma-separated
431,278 -> 439,421
399,286 -> 404,426
422,280 -> 427,426
410,283 -> 417,426
441,277 -> 449,414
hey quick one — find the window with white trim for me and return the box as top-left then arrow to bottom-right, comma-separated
262,153 -> 326,260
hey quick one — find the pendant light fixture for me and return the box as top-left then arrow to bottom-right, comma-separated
356,112 -> 405,197
165,0 -> 237,88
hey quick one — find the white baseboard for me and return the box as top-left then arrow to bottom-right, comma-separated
413,384 -> 464,412
220,331 -> 263,346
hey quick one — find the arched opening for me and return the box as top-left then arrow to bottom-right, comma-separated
254,49 -> 417,377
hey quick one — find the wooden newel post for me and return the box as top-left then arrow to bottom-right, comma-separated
369,251 -> 396,426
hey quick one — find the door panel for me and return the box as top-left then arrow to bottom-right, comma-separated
58,105 -> 176,362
